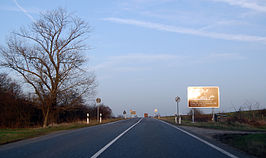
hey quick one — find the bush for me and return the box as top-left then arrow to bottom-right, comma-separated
187,109 -> 212,122
0,73 -> 113,128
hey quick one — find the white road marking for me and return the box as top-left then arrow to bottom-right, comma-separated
91,118 -> 143,158
159,119 -> 238,158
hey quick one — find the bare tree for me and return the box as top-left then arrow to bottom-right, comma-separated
0,8 -> 96,127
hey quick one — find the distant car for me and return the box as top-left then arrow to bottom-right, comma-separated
144,113 -> 148,117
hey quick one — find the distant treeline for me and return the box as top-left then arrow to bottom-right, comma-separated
0,73 -> 112,128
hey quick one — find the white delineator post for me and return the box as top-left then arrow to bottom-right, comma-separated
100,113 -> 102,123
87,113 -> 90,124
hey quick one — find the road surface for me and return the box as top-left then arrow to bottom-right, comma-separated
0,118 -> 250,158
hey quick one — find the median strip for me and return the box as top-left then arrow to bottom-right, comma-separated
91,118 -> 143,158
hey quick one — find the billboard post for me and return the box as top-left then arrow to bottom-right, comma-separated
192,108 -> 195,123
212,108 -> 215,122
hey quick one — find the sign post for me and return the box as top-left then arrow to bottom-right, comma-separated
123,110 -> 126,119
175,96 -> 181,124
96,98 -> 101,123
154,108 -> 158,118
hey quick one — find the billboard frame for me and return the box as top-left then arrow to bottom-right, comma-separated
187,86 -> 220,108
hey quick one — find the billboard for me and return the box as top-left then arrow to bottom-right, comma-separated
187,86 -> 219,108
130,110 -> 136,115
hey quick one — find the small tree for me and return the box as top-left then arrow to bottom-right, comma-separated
0,8 -> 96,127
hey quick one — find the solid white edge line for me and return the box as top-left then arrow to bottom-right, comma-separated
90,118 -> 143,158
158,119 -> 238,158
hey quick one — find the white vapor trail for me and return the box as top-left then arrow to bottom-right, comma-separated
104,17 -> 266,43
213,0 -> 266,12
13,0 -> 35,22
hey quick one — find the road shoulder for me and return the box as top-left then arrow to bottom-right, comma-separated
160,120 -> 254,158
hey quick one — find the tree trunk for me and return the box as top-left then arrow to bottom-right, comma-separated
43,109 -> 49,128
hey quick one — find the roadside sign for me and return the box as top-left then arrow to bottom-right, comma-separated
187,86 -> 219,108
175,96 -> 181,102
96,98 -> 101,103
130,110 -> 136,115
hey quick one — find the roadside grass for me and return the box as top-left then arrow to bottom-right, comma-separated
160,116 -> 266,131
214,133 -> 266,158
0,118 -> 121,145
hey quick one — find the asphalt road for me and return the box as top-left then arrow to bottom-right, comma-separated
0,118 -> 250,158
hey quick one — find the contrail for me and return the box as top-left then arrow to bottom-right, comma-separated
13,0 -> 35,22
104,17 -> 266,44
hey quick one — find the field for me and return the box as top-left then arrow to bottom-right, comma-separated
0,118 -> 121,145
161,116 -> 266,131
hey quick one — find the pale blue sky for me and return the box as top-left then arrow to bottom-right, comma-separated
0,0 -> 266,116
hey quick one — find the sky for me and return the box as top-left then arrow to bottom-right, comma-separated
0,0 -> 266,117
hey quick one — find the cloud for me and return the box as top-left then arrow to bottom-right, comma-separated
199,20 -> 246,31
213,0 -> 266,12
92,53 -> 245,73
201,53 -> 246,61
0,6 -> 21,12
109,54 -> 179,61
13,0 -> 35,22
132,0 -> 173,3
0,5 -> 39,14
92,53 -> 180,72
104,17 -> 266,43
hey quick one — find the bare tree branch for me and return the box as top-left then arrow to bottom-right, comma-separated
0,8 -> 96,127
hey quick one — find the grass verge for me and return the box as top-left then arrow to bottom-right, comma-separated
160,116 -> 266,131
214,133 -> 266,158
0,118 -> 121,145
